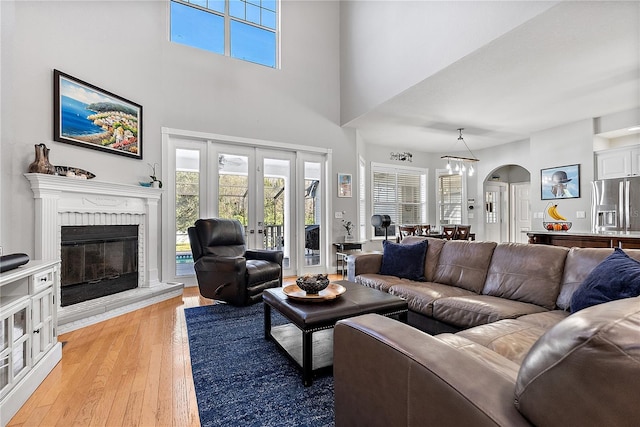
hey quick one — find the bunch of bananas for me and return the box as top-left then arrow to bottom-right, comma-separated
547,204 -> 567,221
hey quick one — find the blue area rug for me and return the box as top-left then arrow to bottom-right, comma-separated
184,303 -> 335,427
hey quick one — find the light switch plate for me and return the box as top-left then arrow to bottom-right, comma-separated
335,211 -> 343,219
576,211 -> 586,219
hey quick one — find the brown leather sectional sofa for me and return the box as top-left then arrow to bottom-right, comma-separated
336,237 -> 640,426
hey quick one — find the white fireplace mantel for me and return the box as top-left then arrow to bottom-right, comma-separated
25,173 -> 182,332
25,173 -> 162,287
25,173 -> 163,287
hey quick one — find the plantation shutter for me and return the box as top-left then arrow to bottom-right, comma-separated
372,164 -> 426,236
439,173 -> 462,224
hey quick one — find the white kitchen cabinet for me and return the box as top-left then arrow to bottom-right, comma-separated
0,260 -> 61,427
595,145 -> 640,179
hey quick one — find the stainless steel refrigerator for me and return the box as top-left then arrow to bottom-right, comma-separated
592,176 -> 640,232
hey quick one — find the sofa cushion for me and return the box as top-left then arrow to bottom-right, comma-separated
515,296 -> 640,426
388,282 -> 477,317
482,243 -> 568,310
431,295 -> 547,329
515,310 -> 569,329
570,247 -> 640,313
455,319 -> 549,365
379,239 -> 428,281
432,241 -> 497,293
436,334 -> 520,382
400,236 -> 445,282
356,274 -> 415,293
556,247 -> 615,310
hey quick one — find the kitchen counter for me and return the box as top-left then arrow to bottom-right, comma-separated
527,230 -> 640,249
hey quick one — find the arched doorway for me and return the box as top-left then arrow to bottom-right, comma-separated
483,165 -> 531,243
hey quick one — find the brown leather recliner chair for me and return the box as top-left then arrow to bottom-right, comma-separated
188,218 -> 283,306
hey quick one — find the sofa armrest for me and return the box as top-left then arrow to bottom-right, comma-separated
346,252 -> 382,282
334,314 -> 531,427
245,249 -> 284,265
193,255 -> 247,302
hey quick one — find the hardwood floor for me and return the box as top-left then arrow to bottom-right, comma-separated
8,275 -> 342,427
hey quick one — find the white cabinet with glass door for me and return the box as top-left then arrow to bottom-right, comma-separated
0,299 -> 30,402
0,260 -> 61,426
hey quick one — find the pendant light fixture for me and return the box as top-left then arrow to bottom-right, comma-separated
441,128 -> 479,177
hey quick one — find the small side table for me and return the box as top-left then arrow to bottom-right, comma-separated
333,242 -> 364,278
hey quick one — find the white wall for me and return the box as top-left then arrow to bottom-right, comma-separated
596,107 -> 640,134
609,134 -> 640,149
0,0 -> 357,259
529,119 -> 596,232
339,0 -> 557,125
460,121 -> 596,237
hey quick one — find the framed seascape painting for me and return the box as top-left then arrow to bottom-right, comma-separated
541,164 -> 580,200
53,70 -> 143,159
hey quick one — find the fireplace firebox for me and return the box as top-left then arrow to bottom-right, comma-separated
61,225 -> 139,306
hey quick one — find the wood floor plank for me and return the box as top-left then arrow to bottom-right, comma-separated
7,276 -> 339,427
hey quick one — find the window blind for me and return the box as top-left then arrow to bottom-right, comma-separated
372,165 -> 426,235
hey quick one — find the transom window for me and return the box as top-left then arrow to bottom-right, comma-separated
371,163 -> 427,238
170,0 -> 278,68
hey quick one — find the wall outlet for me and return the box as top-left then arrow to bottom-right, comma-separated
334,211 -> 343,219
576,211 -> 586,219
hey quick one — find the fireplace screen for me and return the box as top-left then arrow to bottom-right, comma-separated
61,225 -> 138,306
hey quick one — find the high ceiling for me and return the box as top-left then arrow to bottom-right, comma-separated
344,2 -> 640,153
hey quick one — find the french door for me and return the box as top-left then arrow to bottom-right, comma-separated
484,182 -> 509,243
163,136 -> 327,284
215,146 -> 294,252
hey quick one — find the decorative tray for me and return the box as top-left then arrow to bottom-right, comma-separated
54,165 -> 96,179
282,283 -> 346,302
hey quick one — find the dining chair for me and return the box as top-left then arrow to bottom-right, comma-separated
442,225 -> 457,240
415,224 -> 431,236
398,225 -> 417,240
455,225 -> 471,240
456,225 -> 471,240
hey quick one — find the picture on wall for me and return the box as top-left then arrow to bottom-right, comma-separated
338,173 -> 352,198
53,69 -> 143,159
541,164 -> 580,200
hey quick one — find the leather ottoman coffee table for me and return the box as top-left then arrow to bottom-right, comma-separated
263,280 -> 408,386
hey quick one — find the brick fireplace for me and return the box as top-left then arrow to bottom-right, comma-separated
26,173 -> 183,333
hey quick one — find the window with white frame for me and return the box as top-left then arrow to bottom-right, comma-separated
371,163 -> 427,238
170,0 -> 278,68
438,172 -> 463,225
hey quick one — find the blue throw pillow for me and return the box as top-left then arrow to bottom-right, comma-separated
570,248 -> 640,313
379,239 -> 428,281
